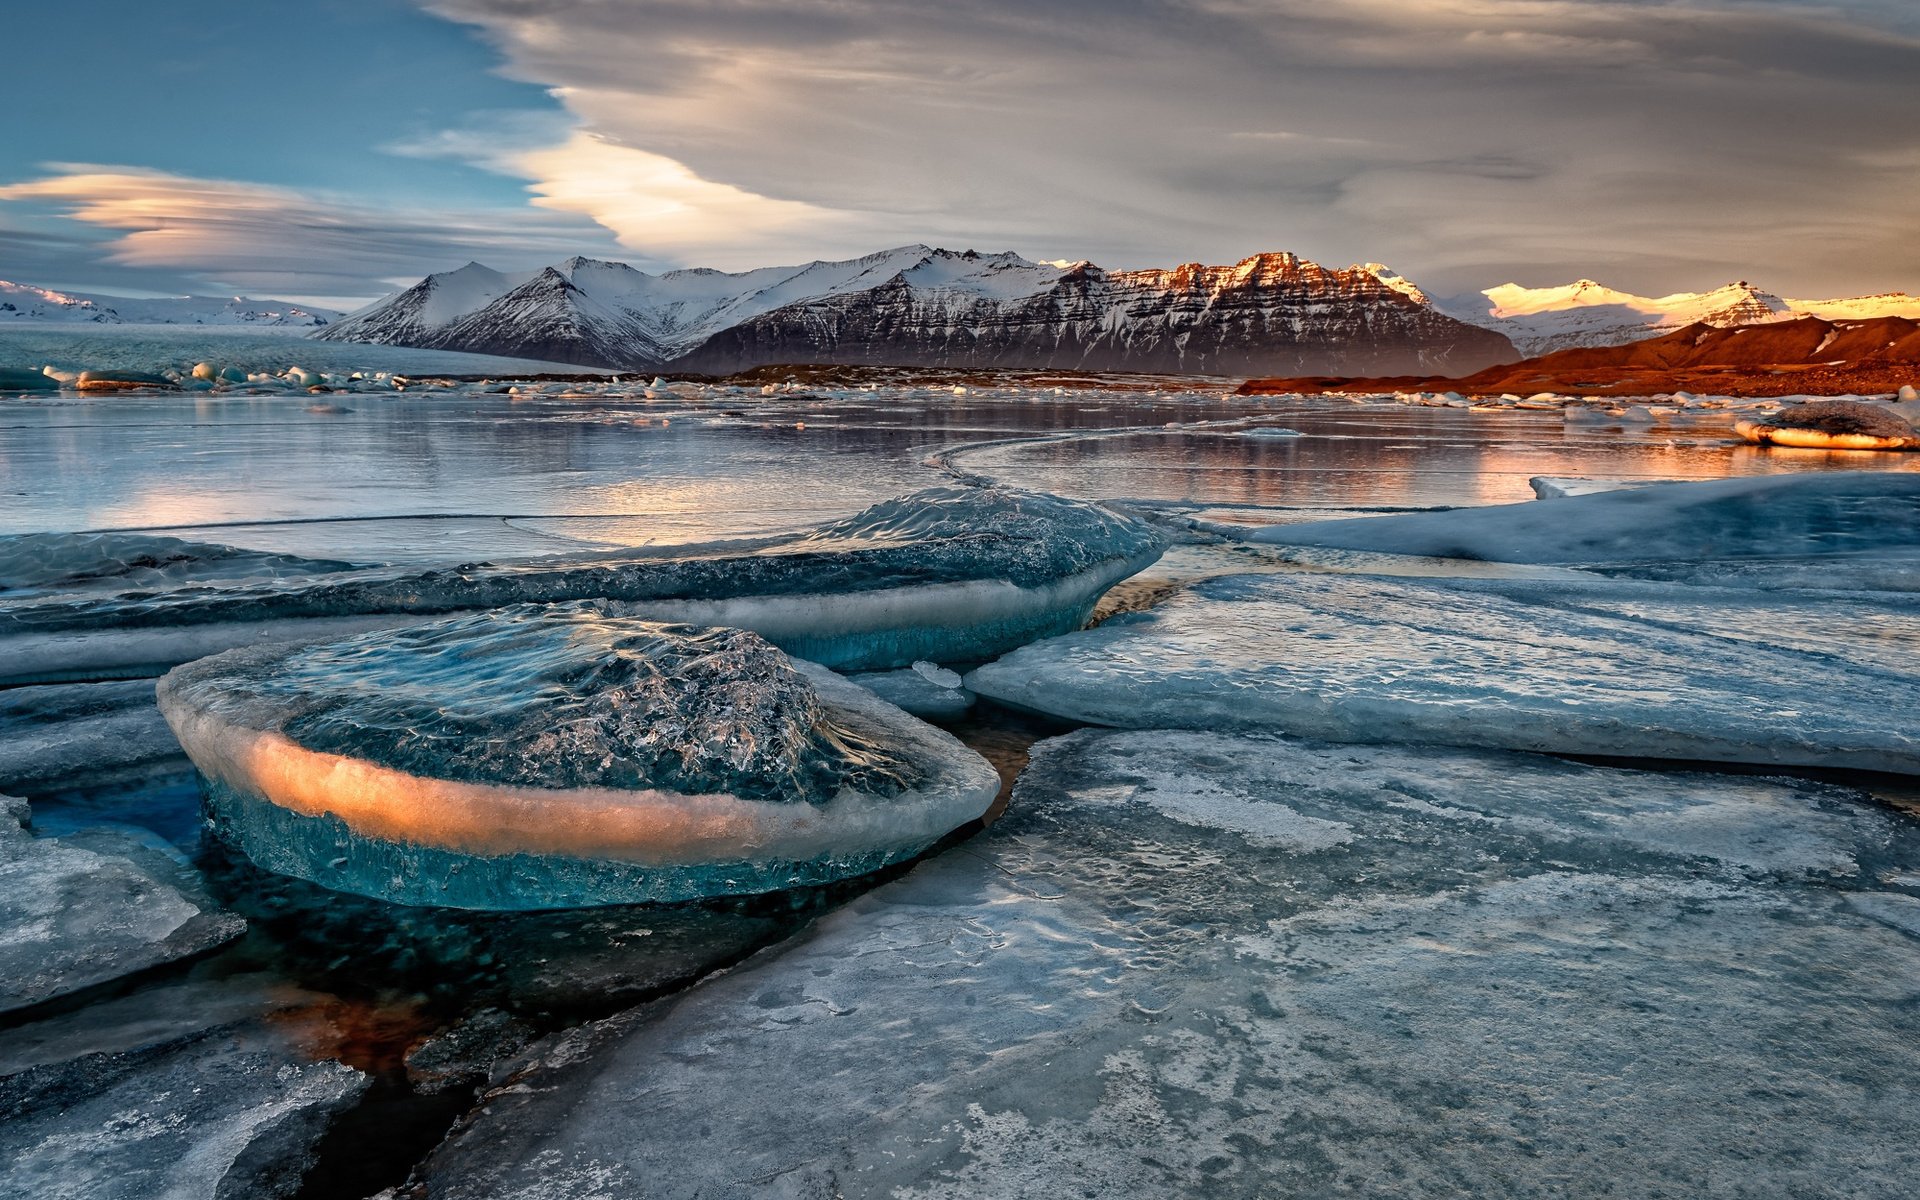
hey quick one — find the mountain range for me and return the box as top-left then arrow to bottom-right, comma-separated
10,250 -> 1916,378
0,281 -> 339,328
1438,280 -> 1920,357
312,246 -> 1516,377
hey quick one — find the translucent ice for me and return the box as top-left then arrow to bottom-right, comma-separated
402,730 -> 1920,1198
3,486 -> 1164,683
157,605 -> 1001,909
0,794 -> 244,1015
846,664 -> 976,720
967,572 -> 1920,774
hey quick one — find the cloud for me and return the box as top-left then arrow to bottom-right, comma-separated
392,116 -> 882,267
0,164 -> 621,303
417,0 -> 1920,295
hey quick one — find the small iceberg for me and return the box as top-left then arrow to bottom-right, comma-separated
4,486 -> 1164,684
74,369 -> 179,393
1735,400 -> 1919,451
158,604 -> 1001,909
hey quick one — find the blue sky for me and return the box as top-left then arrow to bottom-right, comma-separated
4,0 -> 1918,305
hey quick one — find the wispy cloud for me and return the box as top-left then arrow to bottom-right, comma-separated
0,164 -> 620,302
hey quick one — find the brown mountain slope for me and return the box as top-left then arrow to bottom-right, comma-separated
1239,315 -> 1920,397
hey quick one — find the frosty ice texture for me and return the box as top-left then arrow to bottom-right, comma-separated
402,730 -> 1920,1198
158,605 -> 1001,909
3,486 -> 1165,683
967,572 -> 1920,773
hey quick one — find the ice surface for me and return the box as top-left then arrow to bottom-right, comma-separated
158,605 -> 1001,909
1253,470 -> 1920,567
967,572 -> 1920,773
0,794 -> 244,1015
0,1009 -> 365,1200
4,486 -> 1164,683
403,730 -> 1920,1198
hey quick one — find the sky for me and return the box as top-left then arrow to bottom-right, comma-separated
3,0 -> 1917,306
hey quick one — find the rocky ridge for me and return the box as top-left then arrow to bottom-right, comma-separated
316,246 -> 1518,377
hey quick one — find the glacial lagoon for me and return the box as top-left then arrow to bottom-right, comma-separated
3,332 -> 1919,1198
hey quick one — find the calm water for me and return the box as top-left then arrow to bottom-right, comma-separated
7,377 -> 1914,562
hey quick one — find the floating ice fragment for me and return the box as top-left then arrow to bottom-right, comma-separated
74,369 -> 178,392
1528,476 -> 1677,500
910,660 -> 963,689
850,664 -> 975,720
158,605 -> 1000,909
1735,400 -> 1919,451
3,486 -> 1164,683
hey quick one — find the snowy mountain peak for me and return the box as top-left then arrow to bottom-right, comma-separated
1447,275 -> 1907,356
1363,264 -> 1430,306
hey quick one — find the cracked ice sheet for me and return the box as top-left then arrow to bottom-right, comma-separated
967,571 -> 1920,775
402,731 -> 1920,1199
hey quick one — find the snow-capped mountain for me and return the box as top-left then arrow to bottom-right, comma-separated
317,246 -> 1518,377
0,281 -> 339,327
1440,279 -> 1920,357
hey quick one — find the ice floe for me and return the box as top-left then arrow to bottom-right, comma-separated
0,794 -> 244,1015
399,730 -> 1920,1197
1250,471 -> 1920,590
967,571 -> 1920,773
1,486 -> 1164,684
158,605 -> 1001,909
